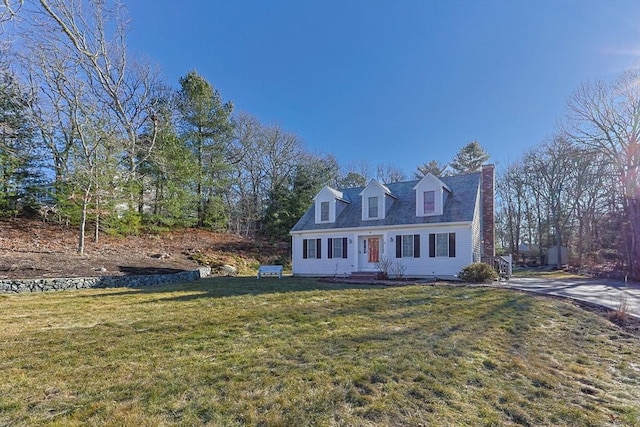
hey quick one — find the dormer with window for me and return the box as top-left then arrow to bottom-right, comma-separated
359,180 -> 396,221
413,173 -> 450,217
313,186 -> 349,224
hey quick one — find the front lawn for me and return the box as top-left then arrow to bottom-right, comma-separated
510,267 -> 587,279
1,278 -> 638,426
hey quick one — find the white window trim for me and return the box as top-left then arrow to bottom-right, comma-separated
401,235 -> 414,258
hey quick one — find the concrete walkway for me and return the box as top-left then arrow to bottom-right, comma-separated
504,277 -> 640,318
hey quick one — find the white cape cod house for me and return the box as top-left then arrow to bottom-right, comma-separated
290,165 -> 496,279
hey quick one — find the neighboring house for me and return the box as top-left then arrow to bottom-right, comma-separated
290,164 -> 496,279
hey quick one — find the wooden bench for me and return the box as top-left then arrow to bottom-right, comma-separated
257,265 -> 283,279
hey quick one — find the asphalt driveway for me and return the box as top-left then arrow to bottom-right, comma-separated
505,277 -> 640,318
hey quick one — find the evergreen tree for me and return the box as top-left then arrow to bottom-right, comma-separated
262,155 -> 336,241
0,72 -> 37,214
415,160 -> 448,178
449,140 -> 490,174
140,102 -> 197,228
176,70 -> 234,228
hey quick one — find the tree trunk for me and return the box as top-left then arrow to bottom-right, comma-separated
555,223 -> 562,269
625,195 -> 640,279
94,213 -> 100,243
78,187 -> 91,256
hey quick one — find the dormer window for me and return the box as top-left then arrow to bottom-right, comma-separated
360,180 -> 395,221
423,191 -> 435,214
413,173 -> 450,217
320,201 -> 329,222
313,185 -> 350,224
368,196 -> 378,218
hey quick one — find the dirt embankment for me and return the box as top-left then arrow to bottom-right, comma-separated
0,219 -> 288,280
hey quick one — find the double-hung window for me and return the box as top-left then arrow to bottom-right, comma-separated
303,238 -> 321,259
368,196 -> 378,219
328,237 -> 348,259
395,234 -> 421,258
320,201 -> 330,222
428,233 -> 456,258
423,190 -> 435,214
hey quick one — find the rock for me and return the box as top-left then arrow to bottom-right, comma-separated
221,264 -> 237,276
150,253 -> 171,260
93,267 -> 107,272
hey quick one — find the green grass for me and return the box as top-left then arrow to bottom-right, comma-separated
1,278 -> 639,426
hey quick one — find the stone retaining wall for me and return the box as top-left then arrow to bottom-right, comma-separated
0,267 -> 212,293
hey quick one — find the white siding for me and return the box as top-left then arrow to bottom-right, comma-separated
291,223 -> 474,278
387,224 -> 473,278
292,232 -> 358,276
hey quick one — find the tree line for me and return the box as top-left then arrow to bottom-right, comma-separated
3,1 -> 636,279
0,0 -> 489,255
496,68 -> 640,279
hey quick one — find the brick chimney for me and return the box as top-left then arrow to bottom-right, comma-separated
481,164 -> 495,258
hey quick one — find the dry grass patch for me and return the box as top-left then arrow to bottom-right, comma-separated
1,278 -> 639,426
511,268 -> 587,279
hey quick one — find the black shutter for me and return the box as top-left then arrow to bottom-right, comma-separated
414,234 -> 420,258
317,239 -> 322,259
429,234 -> 435,258
303,239 -> 308,259
449,233 -> 456,257
328,238 -> 333,259
396,235 -> 401,258
342,238 -> 348,259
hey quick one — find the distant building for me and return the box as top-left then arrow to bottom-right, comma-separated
547,245 -> 568,267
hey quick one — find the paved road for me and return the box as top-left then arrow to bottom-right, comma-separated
504,277 -> 640,318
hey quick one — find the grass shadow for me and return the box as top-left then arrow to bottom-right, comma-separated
117,266 -> 187,275
78,276 -> 387,301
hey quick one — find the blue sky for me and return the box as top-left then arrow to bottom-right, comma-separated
125,0 -> 639,176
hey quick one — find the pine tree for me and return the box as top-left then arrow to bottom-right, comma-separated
415,160 -> 448,178
449,140 -> 490,174
176,70 -> 234,228
0,72 -> 37,214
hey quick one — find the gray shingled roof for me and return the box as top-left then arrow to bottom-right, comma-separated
291,172 -> 481,232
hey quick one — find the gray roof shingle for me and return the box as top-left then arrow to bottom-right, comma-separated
291,172 -> 481,232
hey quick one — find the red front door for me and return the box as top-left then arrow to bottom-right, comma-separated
368,237 -> 380,263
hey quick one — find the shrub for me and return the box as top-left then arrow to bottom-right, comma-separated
103,210 -> 142,236
375,256 -> 394,279
458,262 -> 498,283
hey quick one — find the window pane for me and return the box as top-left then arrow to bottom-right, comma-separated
320,201 -> 329,221
308,239 -> 317,258
436,233 -> 448,257
368,196 -> 378,218
402,235 -> 414,257
333,238 -> 343,258
424,191 -> 435,213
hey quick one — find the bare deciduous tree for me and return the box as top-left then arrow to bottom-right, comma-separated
565,67 -> 640,278
35,0 -> 162,199
1,0 -> 22,27
14,0 -> 162,252
375,162 -> 406,184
